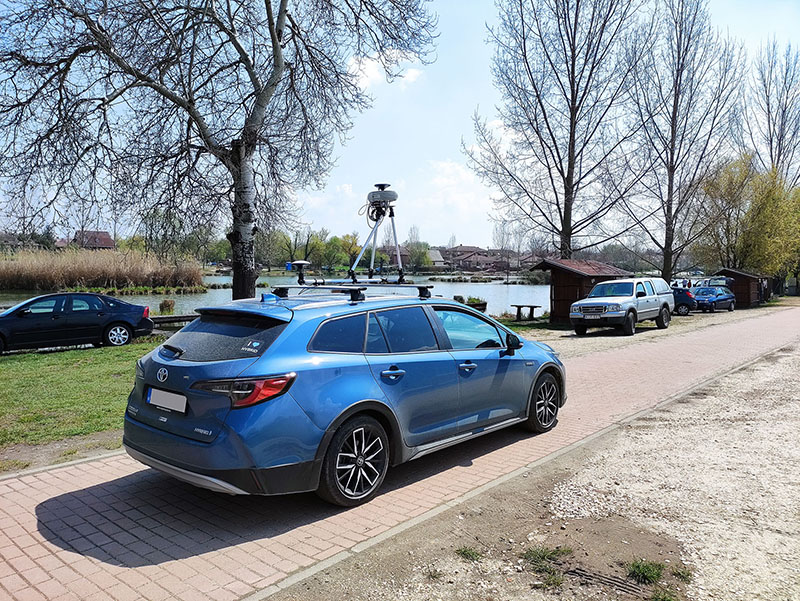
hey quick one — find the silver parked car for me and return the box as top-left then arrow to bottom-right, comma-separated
569,278 -> 675,336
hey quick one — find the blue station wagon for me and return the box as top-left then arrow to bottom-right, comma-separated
123,286 -> 567,506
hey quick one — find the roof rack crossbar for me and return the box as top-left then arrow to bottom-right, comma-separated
269,285 -> 367,302
272,282 -> 432,299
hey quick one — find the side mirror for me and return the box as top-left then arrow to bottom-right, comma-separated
506,333 -> 523,352
636,290 -> 646,298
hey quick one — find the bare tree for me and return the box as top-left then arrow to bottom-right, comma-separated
622,0 -> 743,281
743,39 -> 800,188
0,1 -> 435,298
466,0 -> 648,258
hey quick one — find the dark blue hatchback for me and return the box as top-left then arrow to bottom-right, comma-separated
123,288 -> 566,506
693,286 -> 736,312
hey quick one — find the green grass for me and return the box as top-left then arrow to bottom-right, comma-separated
521,546 -> 573,589
651,586 -> 680,601
455,546 -> 482,562
0,458 -> 31,471
627,559 -> 665,585
0,338 -> 163,447
671,567 -> 693,583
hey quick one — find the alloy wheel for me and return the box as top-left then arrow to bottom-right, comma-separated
107,325 -> 130,346
335,426 -> 387,500
535,379 -> 559,429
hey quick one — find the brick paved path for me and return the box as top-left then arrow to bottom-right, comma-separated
2,308 -> 799,601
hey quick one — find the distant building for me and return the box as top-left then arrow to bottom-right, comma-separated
72,230 -> 115,250
427,248 -> 446,267
378,245 -> 411,267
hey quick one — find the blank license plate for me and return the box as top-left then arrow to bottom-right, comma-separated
147,388 -> 187,413
584,314 -> 602,320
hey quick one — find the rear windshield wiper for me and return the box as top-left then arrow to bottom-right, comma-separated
162,343 -> 186,357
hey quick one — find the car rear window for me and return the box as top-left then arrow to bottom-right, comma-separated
309,314 -> 367,353
161,314 -> 287,362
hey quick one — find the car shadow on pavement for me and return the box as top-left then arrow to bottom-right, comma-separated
35,426 -> 532,567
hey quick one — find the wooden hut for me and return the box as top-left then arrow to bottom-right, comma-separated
532,258 -> 633,323
713,268 -> 767,307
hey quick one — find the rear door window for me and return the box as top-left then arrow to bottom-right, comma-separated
309,314 -> 367,353
374,307 -> 438,353
644,281 -> 655,296
162,314 -> 287,362
69,295 -> 104,312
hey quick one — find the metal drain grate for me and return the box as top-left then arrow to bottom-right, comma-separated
565,567 -> 643,595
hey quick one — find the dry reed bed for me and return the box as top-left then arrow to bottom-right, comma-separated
0,250 -> 203,290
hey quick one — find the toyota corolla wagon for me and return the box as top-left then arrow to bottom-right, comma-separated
123,287 -> 566,506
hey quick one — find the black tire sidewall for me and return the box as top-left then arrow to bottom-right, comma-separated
623,312 -> 636,335
575,326 -> 587,336
677,304 -> 689,316
317,415 -> 389,506
524,372 -> 559,433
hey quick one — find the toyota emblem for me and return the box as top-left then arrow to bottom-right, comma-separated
157,368 -> 169,383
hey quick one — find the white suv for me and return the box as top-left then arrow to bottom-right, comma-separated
569,278 -> 675,336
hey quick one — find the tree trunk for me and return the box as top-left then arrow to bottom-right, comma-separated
227,149 -> 258,300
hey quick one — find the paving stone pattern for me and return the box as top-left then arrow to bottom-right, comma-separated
1,308 -> 798,600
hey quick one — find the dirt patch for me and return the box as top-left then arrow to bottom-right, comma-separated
272,345 -> 800,601
0,429 -> 122,474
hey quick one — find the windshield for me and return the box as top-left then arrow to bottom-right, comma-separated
588,282 -> 634,298
695,287 -> 715,295
0,299 -> 33,317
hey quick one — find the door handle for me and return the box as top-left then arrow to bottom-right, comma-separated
380,367 -> 406,380
51,315 -> 61,320
459,361 -> 477,371
97,312 -> 106,316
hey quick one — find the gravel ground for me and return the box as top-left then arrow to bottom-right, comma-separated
549,344 -> 800,601
272,344 -> 800,601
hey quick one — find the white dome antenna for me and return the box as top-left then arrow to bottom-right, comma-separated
349,183 -> 406,283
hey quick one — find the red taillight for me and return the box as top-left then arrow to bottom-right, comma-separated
231,375 -> 296,408
143,306 -> 150,318
686,291 -> 694,298
192,373 -> 296,408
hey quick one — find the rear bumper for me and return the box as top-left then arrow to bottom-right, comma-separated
135,318 -> 154,336
124,437 -> 321,496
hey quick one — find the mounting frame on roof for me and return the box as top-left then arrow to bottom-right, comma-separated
287,260 -> 433,299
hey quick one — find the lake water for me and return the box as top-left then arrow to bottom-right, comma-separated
0,275 -> 550,317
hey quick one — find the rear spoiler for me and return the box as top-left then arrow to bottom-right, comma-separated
194,305 -> 293,323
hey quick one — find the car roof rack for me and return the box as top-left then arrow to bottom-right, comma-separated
268,285 -> 367,302
282,261 -> 433,299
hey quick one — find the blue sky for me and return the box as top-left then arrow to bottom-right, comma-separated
297,0 -> 800,249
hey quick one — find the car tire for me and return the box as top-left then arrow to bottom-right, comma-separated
622,312 -> 636,336
655,306 -> 670,329
523,372 -> 560,433
574,325 -> 587,336
104,324 -> 132,346
728,301 -> 735,312
710,302 -> 716,313
676,304 -> 690,316
316,415 -> 390,507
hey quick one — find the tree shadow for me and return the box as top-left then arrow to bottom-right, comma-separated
35,426 -> 532,567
